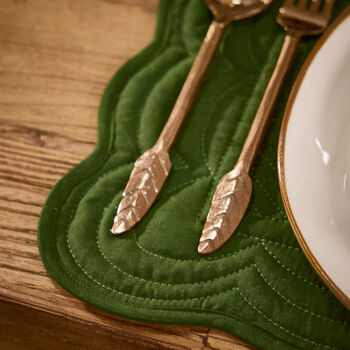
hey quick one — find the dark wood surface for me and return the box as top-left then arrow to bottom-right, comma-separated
0,0 -> 254,348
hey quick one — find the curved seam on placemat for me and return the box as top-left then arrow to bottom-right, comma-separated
201,79 -> 246,177
97,215 -> 345,327
67,180 -> 342,329
255,265 -> 348,326
68,231 -> 255,301
98,237 -> 257,287
64,167 -> 252,267
62,163 -> 330,324
62,163 -> 328,297
178,0 -> 192,56
237,232 -> 299,250
52,255 -> 304,350
134,229 -> 252,262
135,54 -> 189,154
158,176 -> 205,198
171,150 -> 190,170
134,228 -> 301,262
260,241 -> 327,291
251,206 -> 288,223
56,248 -> 343,350
214,36 -> 282,178
235,287 -> 344,350
63,165 -> 251,263
255,178 -> 286,218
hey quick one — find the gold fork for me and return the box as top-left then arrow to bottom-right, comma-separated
198,0 -> 336,254
111,0 -> 272,235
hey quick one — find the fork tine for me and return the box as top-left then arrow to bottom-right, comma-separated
282,0 -> 295,8
309,0 -> 322,12
297,0 -> 308,9
322,0 -> 335,19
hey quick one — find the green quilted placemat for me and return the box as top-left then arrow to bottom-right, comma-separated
38,1 -> 350,349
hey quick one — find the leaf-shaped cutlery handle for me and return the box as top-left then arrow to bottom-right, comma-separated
199,162 -> 252,253
111,20 -> 226,235
199,0 -> 335,254
198,34 -> 300,254
111,0 -> 273,235
112,145 -> 171,234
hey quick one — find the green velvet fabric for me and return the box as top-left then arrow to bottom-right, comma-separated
38,1 -> 350,349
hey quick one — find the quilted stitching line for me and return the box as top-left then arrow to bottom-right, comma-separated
63,167 -> 307,298
133,228 -> 303,263
158,177 -> 203,198
250,159 -> 276,182
255,178 -> 286,218
91,176 -> 263,285
134,229 -> 256,262
62,161 -> 134,215
246,28 -> 261,69
51,256 -> 250,330
201,80 -> 244,177
251,207 -> 289,224
131,0 -> 190,155
216,56 -> 234,74
252,172 -> 276,182
214,36 -> 281,178
62,161 -> 326,303
195,174 -> 214,225
260,241 -> 327,291
236,232 -> 300,251
61,253 -> 347,350
57,246 -> 346,350
56,251 -> 249,313
179,0 -> 193,57
235,287 -> 344,350
135,54 -> 190,154
134,231 -> 306,263
69,229 -> 256,302
174,0 -> 189,55
172,164 -> 189,170
255,265 -> 349,326
171,151 -> 189,170
61,166 -> 346,345
259,150 -> 277,170
98,226 -> 257,287
64,167 -> 255,279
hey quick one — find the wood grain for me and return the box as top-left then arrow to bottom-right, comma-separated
0,0 -> 254,349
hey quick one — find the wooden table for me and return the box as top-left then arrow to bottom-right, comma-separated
0,1 -> 254,349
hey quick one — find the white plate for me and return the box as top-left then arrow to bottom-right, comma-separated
278,7 -> 350,309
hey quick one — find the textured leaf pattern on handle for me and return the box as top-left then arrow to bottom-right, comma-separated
111,146 -> 172,234
198,167 -> 252,254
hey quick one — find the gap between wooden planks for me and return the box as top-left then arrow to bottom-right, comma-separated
0,0 -> 254,349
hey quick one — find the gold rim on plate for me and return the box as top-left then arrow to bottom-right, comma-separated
278,6 -> 350,310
